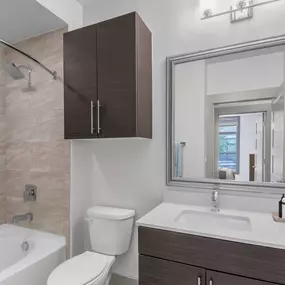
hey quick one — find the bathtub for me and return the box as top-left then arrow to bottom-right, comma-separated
0,224 -> 66,285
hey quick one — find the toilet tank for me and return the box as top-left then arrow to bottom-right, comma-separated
86,206 -> 135,256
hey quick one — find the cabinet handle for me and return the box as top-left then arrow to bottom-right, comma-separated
209,278 -> 213,285
90,101 -> 94,135
198,277 -> 202,285
97,100 -> 102,135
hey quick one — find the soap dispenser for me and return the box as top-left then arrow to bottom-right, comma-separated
279,194 -> 285,218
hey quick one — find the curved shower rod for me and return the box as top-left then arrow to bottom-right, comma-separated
0,39 -> 59,80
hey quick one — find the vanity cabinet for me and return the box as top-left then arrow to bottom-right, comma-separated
63,12 -> 152,139
139,227 -> 285,285
140,256 -> 275,285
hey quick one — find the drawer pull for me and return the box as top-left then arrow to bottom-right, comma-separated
209,279 -> 213,285
198,277 -> 202,285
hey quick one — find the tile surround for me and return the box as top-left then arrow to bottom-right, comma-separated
0,29 -> 70,243
0,195 -> 5,224
0,46 -> 6,223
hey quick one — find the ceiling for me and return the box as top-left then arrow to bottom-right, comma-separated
0,0 -> 67,43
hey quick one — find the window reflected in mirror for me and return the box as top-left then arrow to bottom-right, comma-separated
218,116 -> 239,175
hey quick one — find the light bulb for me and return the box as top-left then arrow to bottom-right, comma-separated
237,0 -> 247,9
200,0 -> 217,18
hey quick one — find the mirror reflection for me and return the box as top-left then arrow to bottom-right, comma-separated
173,45 -> 285,184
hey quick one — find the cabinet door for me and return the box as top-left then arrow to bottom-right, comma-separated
97,13 -> 137,138
140,255 -> 205,285
206,271 -> 276,285
64,25 -> 98,139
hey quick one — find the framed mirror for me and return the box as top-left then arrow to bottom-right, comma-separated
167,35 -> 285,191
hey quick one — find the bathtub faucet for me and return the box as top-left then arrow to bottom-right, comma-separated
12,213 -> 33,224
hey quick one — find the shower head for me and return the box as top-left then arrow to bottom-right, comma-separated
5,63 -> 36,92
5,63 -> 25,80
1,39 -> 59,80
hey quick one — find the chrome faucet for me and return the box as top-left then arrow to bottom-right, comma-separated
12,213 -> 33,224
211,187 -> 220,212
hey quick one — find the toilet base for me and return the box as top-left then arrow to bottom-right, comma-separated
105,275 -> 111,285
86,269 -> 113,285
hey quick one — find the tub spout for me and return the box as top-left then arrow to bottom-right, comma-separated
12,213 -> 33,224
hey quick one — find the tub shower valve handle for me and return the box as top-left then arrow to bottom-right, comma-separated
24,184 -> 37,202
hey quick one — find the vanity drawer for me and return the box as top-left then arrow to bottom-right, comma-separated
139,227 -> 285,284
139,255 -> 205,285
206,271 -> 277,285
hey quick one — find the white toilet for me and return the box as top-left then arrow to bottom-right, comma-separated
47,206 -> 135,285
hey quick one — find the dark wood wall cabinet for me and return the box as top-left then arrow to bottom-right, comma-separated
63,12 -> 152,139
139,227 -> 285,285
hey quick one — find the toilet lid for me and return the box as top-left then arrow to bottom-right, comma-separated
47,251 -> 115,285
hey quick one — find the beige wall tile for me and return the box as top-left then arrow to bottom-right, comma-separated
0,142 -> 7,172
5,196 -> 31,224
30,169 -> 69,193
29,82 -> 64,112
5,170 -> 30,198
6,88 -> 31,118
0,154 -> 5,171
30,141 -> 70,172
6,143 -> 30,171
0,171 -> 5,195
6,115 -> 38,143
29,203 -> 69,236
2,28 -> 70,241
0,87 -> 6,118
0,47 -> 7,87
36,188 -> 69,208
0,194 -> 5,224
36,110 -> 65,142
0,142 -> 6,171
0,119 -> 6,143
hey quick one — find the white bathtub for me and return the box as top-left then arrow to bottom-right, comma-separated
0,224 -> 66,285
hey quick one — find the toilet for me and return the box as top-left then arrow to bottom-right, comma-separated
47,206 -> 135,285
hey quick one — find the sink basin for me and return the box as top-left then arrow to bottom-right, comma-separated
175,210 -> 251,232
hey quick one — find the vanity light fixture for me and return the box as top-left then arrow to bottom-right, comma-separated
201,0 -> 282,22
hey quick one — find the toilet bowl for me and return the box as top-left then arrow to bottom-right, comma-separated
47,206 -> 135,285
47,251 -> 115,285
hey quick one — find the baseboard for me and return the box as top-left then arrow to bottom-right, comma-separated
110,274 -> 138,285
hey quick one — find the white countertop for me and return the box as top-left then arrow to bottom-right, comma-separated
137,203 -> 285,250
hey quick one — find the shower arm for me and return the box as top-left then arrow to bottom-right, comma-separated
0,39 -> 59,80
0,39 -> 90,103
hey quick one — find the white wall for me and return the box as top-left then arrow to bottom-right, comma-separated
207,52 -> 284,95
236,113 -> 263,182
272,109 -> 284,182
36,0 -> 83,31
175,61 -> 206,178
71,0 -> 285,280
70,141 -> 94,257
71,139 -> 163,278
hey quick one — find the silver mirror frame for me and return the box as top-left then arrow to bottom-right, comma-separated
167,35 -> 285,194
